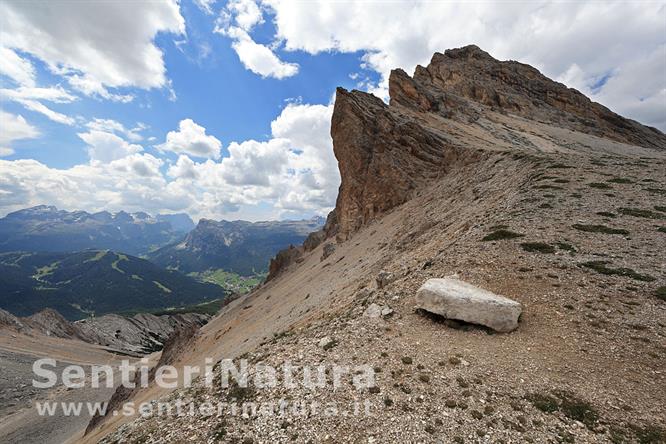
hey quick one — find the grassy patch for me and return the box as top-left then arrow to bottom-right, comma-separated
644,187 -> 666,196
540,203 -> 553,209
588,182 -> 613,189
557,392 -> 599,428
521,242 -> 555,253
556,242 -> 576,252
84,250 -> 108,262
655,287 -> 666,302
607,177 -> 633,184
572,224 -> 629,235
581,261 -> 655,282
152,298 -> 227,316
525,392 -> 599,429
535,184 -> 563,190
547,163 -> 573,169
655,206 -> 666,213
482,230 -> 524,241
189,269 -> 264,294
618,207 -> 664,219
658,227 -> 666,233
111,253 -> 128,274
32,261 -> 59,282
152,280 -> 172,293
553,178 -> 570,183
596,211 -> 616,218
525,393 -> 559,413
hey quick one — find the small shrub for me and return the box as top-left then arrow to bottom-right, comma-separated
401,356 -> 413,365
482,230 -> 524,241
596,211 -> 616,218
608,177 -> 633,184
557,392 -> 599,428
589,182 -> 613,189
521,242 -> 555,253
553,178 -> 570,183
540,203 -> 553,209
618,207 -> 664,219
581,261 -> 655,282
658,227 -> 666,233
572,224 -> 629,235
548,163 -> 573,169
655,286 -> 666,302
525,392 -> 559,413
654,206 -> 666,213
535,184 -> 563,190
571,193 -> 583,198
556,242 -> 576,252
644,187 -> 666,196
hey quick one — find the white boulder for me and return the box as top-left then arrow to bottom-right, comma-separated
415,278 -> 522,332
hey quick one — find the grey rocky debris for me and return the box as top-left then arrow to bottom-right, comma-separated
376,270 -> 395,289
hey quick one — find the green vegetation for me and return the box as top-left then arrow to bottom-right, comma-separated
618,207 -> 664,219
655,206 -> 666,213
481,230 -> 524,241
658,227 -> 666,233
588,182 -> 613,189
152,280 -> 172,293
572,224 -> 629,235
152,298 -> 227,316
581,261 -> 655,282
596,211 -> 616,218
655,287 -> 666,302
547,163 -> 573,169
607,177 -> 633,184
644,187 -> 666,196
526,391 -> 599,429
111,253 -> 128,273
556,242 -> 576,252
32,261 -> 59,282
84,250 -> 108,262
190,269 -> 265,294
521,242 -> 555,253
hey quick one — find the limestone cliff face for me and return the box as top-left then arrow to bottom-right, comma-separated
267,45 -> 666,279
330,45 -> 665,239
391,45 -> 665,148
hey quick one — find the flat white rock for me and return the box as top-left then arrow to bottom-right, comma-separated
416,278 -> 522,332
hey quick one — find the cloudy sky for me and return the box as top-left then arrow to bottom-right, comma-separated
0,0 -> 664,222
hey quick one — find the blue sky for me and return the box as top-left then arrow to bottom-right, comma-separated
0,0 -> 664,221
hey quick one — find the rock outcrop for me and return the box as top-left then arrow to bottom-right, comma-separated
0,307 -> 209,356
266,44 -> 665,278
331,45 -> 665,239
416,278 -> 522,332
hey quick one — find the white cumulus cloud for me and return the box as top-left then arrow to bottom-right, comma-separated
157,119 -> 222,159
0,111 -> 40,156
0,0 -> 185,96
262,0 -> 666,129
215,0 -> 298,79
78,130 -> 143,163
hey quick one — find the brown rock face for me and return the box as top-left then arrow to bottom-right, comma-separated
330,45 -> 665,239
393,45 -> 665,148
267,44 -> 665,278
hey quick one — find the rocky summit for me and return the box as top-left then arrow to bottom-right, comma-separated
56,46 -> 666,443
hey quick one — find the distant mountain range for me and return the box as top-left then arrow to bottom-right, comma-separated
148,217 -> 325,275
0,206 -> 324,318
0,250 -> 226,320
0,205 -> 195,256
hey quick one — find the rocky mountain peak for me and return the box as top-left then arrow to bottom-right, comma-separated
329,45 -> 665,241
